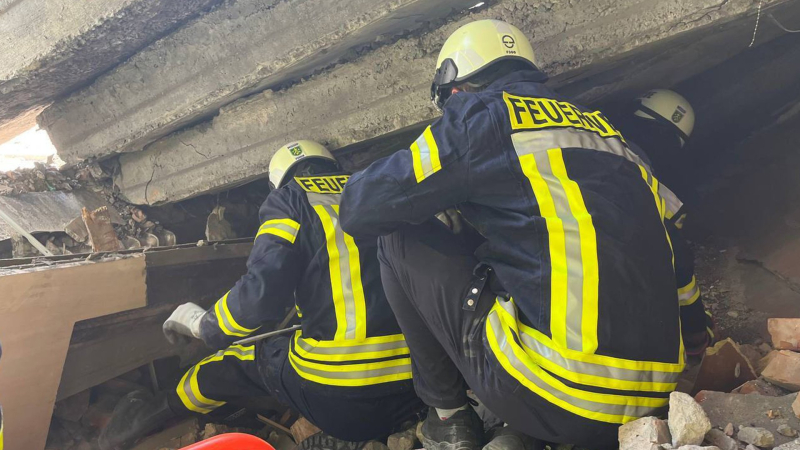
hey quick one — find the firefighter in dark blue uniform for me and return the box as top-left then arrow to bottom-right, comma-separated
100,141 -> 422,450
610,89 -> 715,357
340,20 -> 699,449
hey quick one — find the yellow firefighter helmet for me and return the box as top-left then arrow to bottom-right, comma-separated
431,19 -> 537,109
634,89 -> 695,147
268,140 -> 337,189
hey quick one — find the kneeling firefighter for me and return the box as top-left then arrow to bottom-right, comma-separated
340,20 -> 690,449
100,141 -> 423,450
611,89 -> 715,356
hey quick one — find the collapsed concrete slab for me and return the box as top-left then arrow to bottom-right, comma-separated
115,0 -> 796,205
38,0 -> 482,166
0,0 -> 222,131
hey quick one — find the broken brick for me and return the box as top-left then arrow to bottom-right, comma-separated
705,429 -> 737,450
290,417 -> 321,445
769,319 -> 800,352
762,351 -> 800,392
692,339 -> 757,395
733,379 -> 788,396
82,206 -> 123,252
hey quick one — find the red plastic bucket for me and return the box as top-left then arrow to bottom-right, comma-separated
180,433 -> 276,450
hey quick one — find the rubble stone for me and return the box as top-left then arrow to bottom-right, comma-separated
793,394 -> 800,419
388,425 -> 419,450
775,439 -> 800,450
778,425 -> 798,438
705,429 -> 738,450
760,352 -> 781,375
670,392 -> 713,447
674,446 -> 720,450
725,424 -> 735,436
620,417 -> 672,450
769,319 -> 800,351
733,379 -> 789,397
290,417 -> 321,445
762,351 -> 800,391
738,426 -> 775,447
746,445 -> 759,450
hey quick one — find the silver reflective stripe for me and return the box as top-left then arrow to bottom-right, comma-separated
658,183 -> 683,219
414,132 -> 435,177
293,360 -> 412,380
260,222 -> 298,236
526,149 -> 585,350
181,365 -> 217,412
494,300 -> 679,385
296,338 -> 408,355
307,192 -> 358,340
512,128 -> 650,171
488,312 -> 662,418
678,285 -> 700,304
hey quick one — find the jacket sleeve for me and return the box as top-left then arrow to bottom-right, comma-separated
340,94 -> 491,238
198,189 -> 304,350
667,220 -> 707,336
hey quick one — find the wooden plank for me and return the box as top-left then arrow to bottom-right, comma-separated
57,242 -> 251,399
0,256 -> 147,450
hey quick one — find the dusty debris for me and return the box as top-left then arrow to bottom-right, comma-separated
129,418 -> 200,450
82,206 -> 124,252
737,426 -> 775,447
670,392 -> 712,447
733,379 -> 789,396
620,417 -> 672,450
704,429 -> 737,450
674,446 -> 719,450
693,339 -> 758,395
206,205 -> 237,241
769,319 -> 800,352
53,389 -> 91,423
695,391 -> 800,447
290,416 -> 321,444
762,351 -> 800,391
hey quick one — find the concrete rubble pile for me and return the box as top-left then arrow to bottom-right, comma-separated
0,162 -> 178,258
620,318 -> 800,450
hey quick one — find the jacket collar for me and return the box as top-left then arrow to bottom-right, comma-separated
485,68 -> 549,91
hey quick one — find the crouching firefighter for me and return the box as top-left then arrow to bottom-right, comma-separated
340,20 -> 688,449
611,89 -> 715,356
99,141 -> 423,450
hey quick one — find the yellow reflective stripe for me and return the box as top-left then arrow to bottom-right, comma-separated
486,312 -> 665,424
293,332 -> 410,362
314,205 -> 349,340
678,276 -> 701,306
519,152 -> 569,349
639,166 -> 675,269
548,149 -> 600,354
177,345 -> 255,413
0,413 -> 3,450
214,292 -> 258,337
409,126 -> 441,183
493,301 -> 678,392
335,205 -> 368,341
256,218 -> 300,244
289,353 -> 413,387
303,332 -> 407,347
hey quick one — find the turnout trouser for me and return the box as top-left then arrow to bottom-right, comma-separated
170,337 -> 423,442
377,221 -> 619,448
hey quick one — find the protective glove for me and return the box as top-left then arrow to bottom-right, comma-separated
163,302 -> 206,346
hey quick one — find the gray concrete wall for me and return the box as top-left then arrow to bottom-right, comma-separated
0,0 -> 222,129
38,0 -> 482,166
115,0 -> 793,205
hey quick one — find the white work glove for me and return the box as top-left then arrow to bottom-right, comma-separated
163,302 -> 206,346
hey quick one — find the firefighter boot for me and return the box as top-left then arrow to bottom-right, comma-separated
420,407 -> 484,450
98,390 -> 181,450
